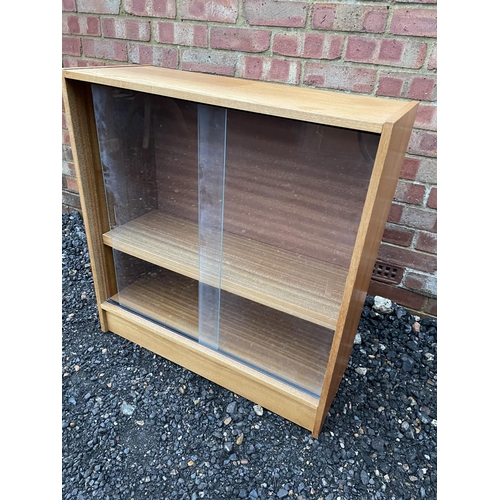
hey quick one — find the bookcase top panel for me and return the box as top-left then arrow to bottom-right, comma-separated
63,65 -> 417,133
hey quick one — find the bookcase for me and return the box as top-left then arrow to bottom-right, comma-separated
62,65 -> 417,437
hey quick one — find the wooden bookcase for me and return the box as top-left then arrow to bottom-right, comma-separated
62,65 -> 417,437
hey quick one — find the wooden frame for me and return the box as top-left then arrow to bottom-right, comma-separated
62,65 -> 417,437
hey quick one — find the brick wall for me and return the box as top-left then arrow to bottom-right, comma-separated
62,0 -> 437,317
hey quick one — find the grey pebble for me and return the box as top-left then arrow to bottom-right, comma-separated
120,401 -> 136,416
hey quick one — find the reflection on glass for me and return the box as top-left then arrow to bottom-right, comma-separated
197,104 -> 227,350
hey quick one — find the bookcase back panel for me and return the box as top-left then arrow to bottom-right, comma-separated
223,109 -> 378,268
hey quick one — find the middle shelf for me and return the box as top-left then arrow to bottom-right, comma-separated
102,209 -> 349,329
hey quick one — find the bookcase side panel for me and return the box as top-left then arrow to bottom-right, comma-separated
313,104 -> 419,436
63,77 -> 117,331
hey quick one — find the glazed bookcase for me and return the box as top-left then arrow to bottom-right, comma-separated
62,65 -> 418,437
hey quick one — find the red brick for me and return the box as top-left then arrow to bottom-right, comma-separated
378,243 -> 436,273
76,0 -> 120,14
382,225 -> 414,247
303,33 -> 324,59
400,205 -> 437,232
181,48 -> 237,76
124,0 -> 176,18
211,27 -> 271,53
128,43 -> 178,67
346,36 -> 426,69
400,156 -> 419,180
428,43 -> 437,70
239,55 -> 263,80
388,202 -> 403,223
268,59 -> 300,83
363,5 -> 390,32
179,0 -> 238,23
415,231 -> 437,254
415,103 -> 437,131
63,129 -> 71,146
408,129 -> 437,157
237,56 -> 300,84
311,4 -> 335,30
378,38 -> 404,62
377,75 -> 404,97
62,36 -> 81,56
63,0 -> 76,11
390,8 -> 437,37
304,62 -> 377,93
415,158 -> 436,184
380,39 -> 426,69
377,71 -> 436,101
311,3 -> 388,33
154,22 -> 208,47
345,36 -> 377,61
273,34 -> 300,57
312,33 -> 344,60
273,33 -> 344,60
82,38 -> 128,61
62,15 -> 100,36
407,75 -> 437,100
62,112 -> 67,129
395,180 -> 426,205
325,35 -> 344,60
66,176 -> 79,192
368,280 -> 427,312
426,187 -> 437,209
102,18 -> 150,41
403,271 -> 436,296
243,0 -> 308,28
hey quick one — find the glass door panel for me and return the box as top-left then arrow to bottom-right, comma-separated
218,110 -> 380,396
91,83 -> 380,396
91,84 -> 201,340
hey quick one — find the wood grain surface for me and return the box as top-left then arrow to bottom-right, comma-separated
63,65 -> 409,133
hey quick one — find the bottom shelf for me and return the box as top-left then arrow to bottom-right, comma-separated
110,268 -> 334,397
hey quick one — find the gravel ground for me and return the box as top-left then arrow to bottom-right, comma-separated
62,211 -> 437,500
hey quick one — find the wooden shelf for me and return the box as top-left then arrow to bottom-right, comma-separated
63,65 -> 412,133
110,268 -> 333,396
103,210 -> 348,329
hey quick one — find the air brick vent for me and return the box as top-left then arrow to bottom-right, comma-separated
372,261 -> 403,285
